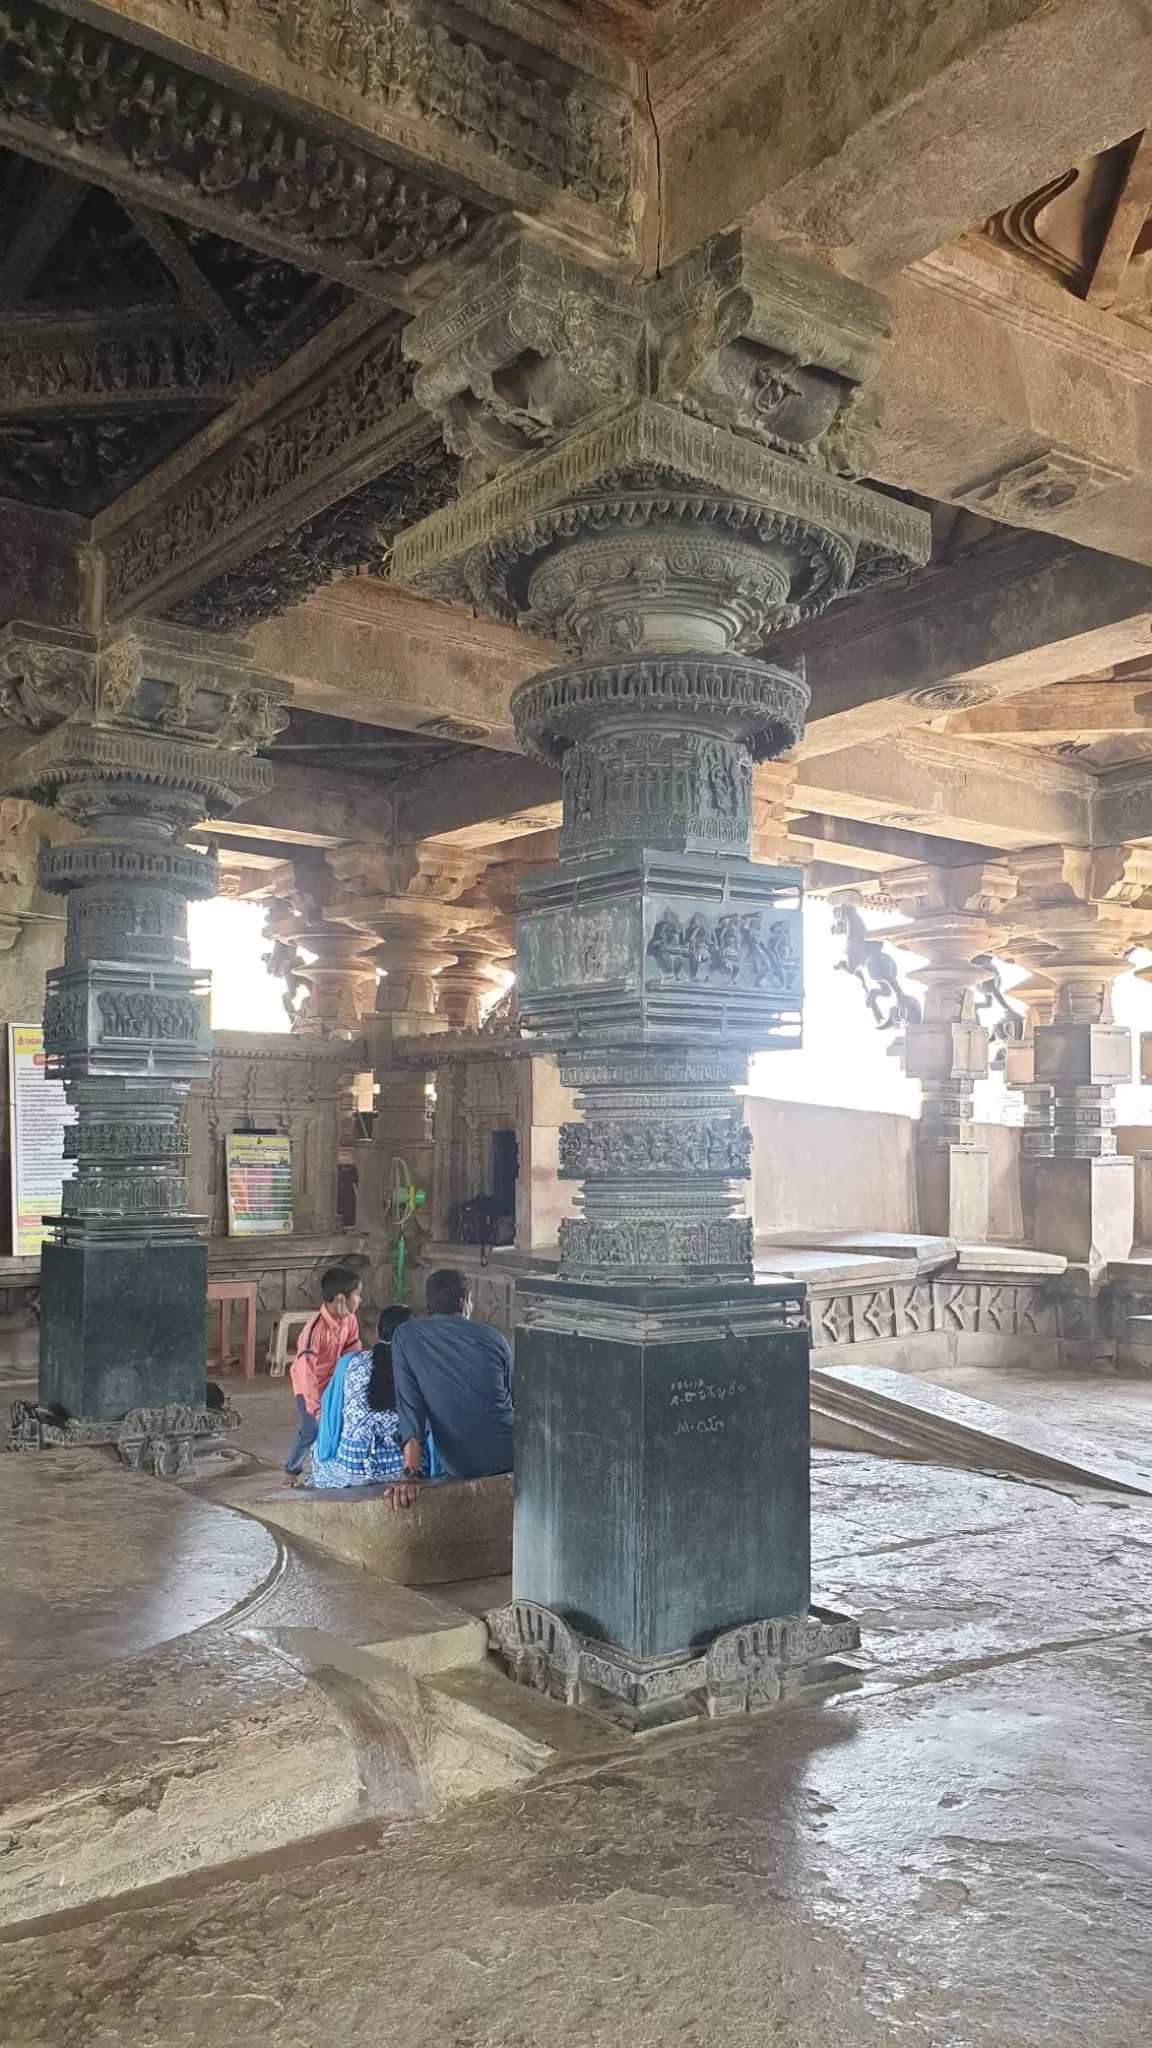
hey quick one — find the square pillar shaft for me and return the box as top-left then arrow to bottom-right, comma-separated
513,1283 -> 810,1659
40,1241 -> 206,1420
1028,1021 -> 1134,1263
914,1145 -> 990,1242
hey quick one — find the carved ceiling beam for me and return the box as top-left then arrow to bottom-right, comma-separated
1092,765 -> 1152,850
940,681 -> 1152,742
120,203 -> 256,372
776,531 -> 1152,758
92,301 -> 453,620
654,0 -> 1152,281
55,0 -> 636,254
0,163 -> 87,304
395,744 -> 561,847
0,308 -> 236,415
795,733 -> 1093,854
791,814 -> 1001,873
871,249 -> 1152,566
249,576 -> 551,743
195,756 -> 398,847
0,0 -> 489,303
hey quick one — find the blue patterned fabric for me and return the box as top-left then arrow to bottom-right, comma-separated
307,1349 -> 429,1489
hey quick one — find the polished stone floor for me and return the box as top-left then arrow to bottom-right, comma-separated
2,1369 -> 1151,2046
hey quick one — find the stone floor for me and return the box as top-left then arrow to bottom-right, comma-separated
2,1368 -> 1152,2045
0,1452 -> 279,1697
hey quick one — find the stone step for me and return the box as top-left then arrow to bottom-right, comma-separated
811,1364 -> 1152,1495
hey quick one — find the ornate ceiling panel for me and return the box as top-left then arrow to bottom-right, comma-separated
0,148 -> 354,516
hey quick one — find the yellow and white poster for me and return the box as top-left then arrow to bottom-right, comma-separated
8,1024 -> 76,1257
226,1131 -> 293,1236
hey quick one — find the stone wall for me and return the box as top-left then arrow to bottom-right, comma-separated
187,1031 -> 364,1239
745,1096 -> 1024,1243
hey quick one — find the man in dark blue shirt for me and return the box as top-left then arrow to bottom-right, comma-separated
388,1268 -> 514,1506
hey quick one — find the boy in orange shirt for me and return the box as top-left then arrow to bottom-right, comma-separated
282,1265 -> 362,1486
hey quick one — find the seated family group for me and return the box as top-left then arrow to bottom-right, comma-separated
283,1264 -> 514,1504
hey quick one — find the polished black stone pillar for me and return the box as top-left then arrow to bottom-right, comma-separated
393,230 -> 932,1718
0,621 -> 283,1467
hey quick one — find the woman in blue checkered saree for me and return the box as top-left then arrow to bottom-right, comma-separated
309,1304 -> 436,1488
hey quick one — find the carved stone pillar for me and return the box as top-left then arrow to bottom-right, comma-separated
0,621 -> 283,1441
881,863 -> 1017,1243
264,882 -> 377,1039
325,846 -> 490,1236
1001,971 -> 1057,1246
1008,847 -> 1152,1267
434,926 -> 514,1029
394,229 -> 931,1721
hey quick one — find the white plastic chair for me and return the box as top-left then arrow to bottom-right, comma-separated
266,1310 -> 313,1377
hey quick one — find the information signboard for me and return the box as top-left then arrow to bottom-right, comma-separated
8,1023 -> 76,1256
226,1131 -> 293,1236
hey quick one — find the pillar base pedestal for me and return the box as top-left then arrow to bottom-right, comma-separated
915,1143 -> 989,1241
39,1240 -> 208,1422
487,1597 -> 860,1730
510,1278 -> 813,1669
8,1396 -> 239,1479
1031,1156 -> 1134,1268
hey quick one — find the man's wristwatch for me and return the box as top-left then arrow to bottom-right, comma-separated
400,1466 -> 420,1481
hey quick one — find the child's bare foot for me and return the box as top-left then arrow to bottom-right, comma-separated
281,1472 -> 303,1488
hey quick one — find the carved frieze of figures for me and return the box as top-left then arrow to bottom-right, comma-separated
66,1174 -> 189,1213
104,330 -> 414,609
831,902 -> 922,1030
562,731 -> 753,852
96,990 -> 203,1042
182,0 -> 632,215
0,329 -> 235,407
559,1114 -> 752,1179
168,444 -> 458,630
42,988 -> 88,1047
63,1121 -> 191,1157
559,1215 -> 754,1272
646,908 -> 799,992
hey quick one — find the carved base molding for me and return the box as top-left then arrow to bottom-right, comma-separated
7,1398 -> 240,1481
811,1268 -> 1152,1372
487,1598 -> 861,1730
812,1276 -> 1060,1347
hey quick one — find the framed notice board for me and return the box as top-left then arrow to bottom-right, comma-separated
8,1023 -> 76,1255
226,1131 -> 293,1236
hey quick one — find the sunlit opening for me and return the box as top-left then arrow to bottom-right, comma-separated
188,897 -> 290,1033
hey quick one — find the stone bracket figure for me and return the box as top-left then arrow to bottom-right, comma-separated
832,902 -> 922,1030
972,951 -> 1024,1069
